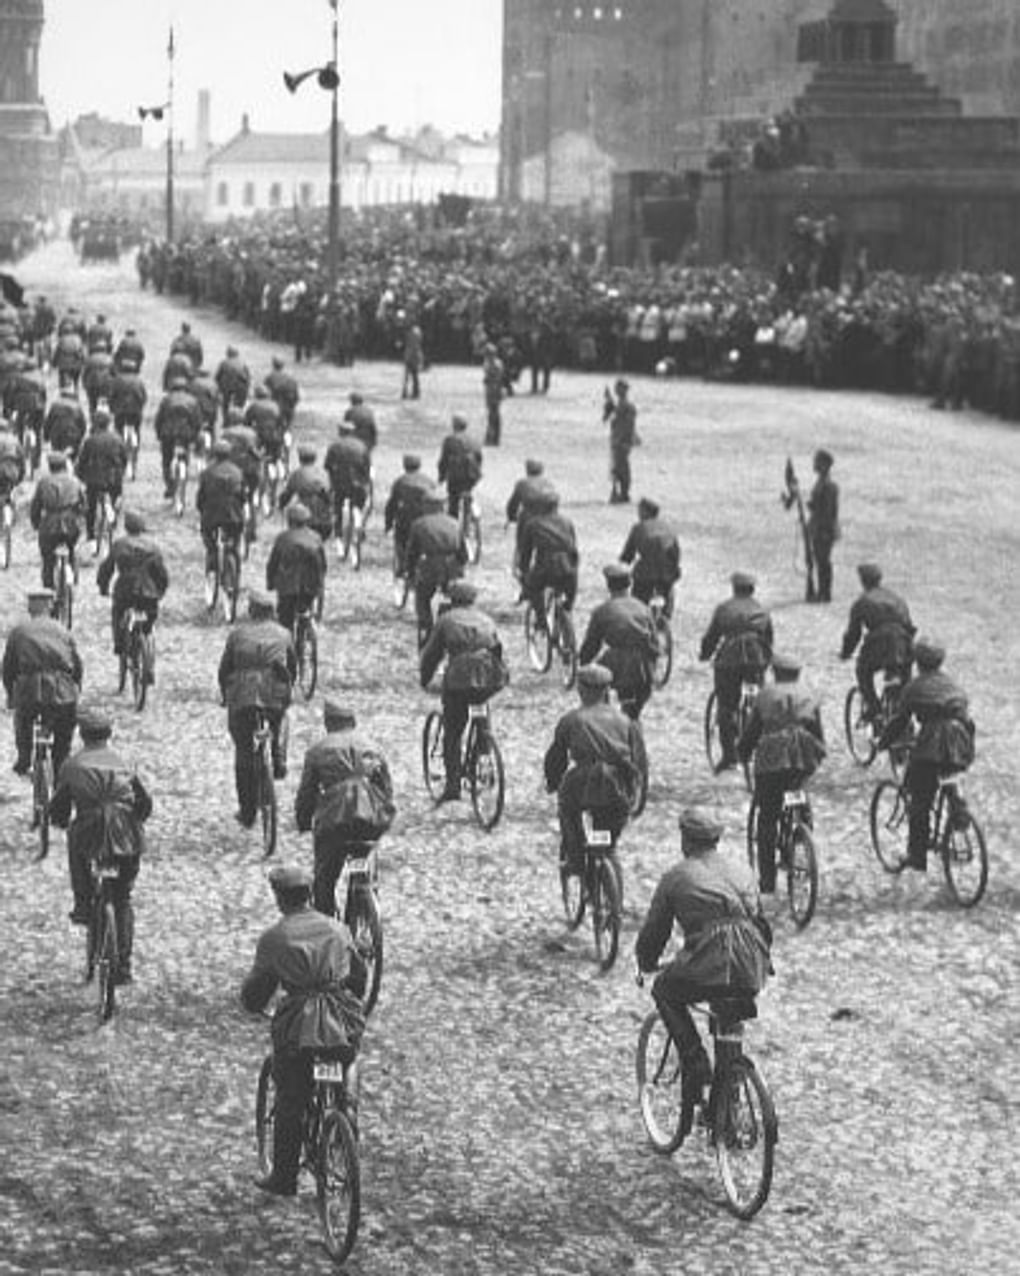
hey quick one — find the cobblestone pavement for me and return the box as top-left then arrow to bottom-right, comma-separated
1,243 -> 1018,1275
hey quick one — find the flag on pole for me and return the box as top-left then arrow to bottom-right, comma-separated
168,25 -> 175,59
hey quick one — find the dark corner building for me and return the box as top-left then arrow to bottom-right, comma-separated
500,0 -> 1020,274
0,0 -> 59,219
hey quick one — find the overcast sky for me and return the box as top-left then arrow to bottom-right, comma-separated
41,0 -> 503,144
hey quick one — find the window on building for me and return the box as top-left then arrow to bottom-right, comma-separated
243,181 -> 255,207
269,182 -> 283,208
217,181 -> 229,206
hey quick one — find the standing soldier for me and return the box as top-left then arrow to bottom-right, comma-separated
604,378 -> 638,504
437,413 -> 483,519
401,321 -> 424,400
807,448 -> 839,603
482,343 -> 504,446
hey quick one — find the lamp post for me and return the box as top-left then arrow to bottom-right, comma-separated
138,25 -> 176,243
284,1 -> 341,360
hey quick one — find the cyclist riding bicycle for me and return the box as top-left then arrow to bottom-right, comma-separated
295,700 -> 395,916
636,808 -> 773,1116
154,375 -> 202,499
5,356 -> 46,445
245,384 -> 285,465
169,320 -> 203,372
75,407 -> 127,544
579,563 -> 658,720
840,562 -> 915,722
279,445 -> 334,545
518,490 -> 579,615
189,368 -> 219,445
86,313 -> 114,355
108,358 -> 147,442
30,452 -> 84,589
325,422 -> 371,545
196,438 -> 246,575
241,863 -> 367,1197
405,491 -> 469,644
50,708 -> 152,982
218,591 -> 296,828
0,416 -> 26,502
437,412 -> 482,519
343,391 -> 377,454
2,588 -> 82,777
266,503 -> 327,632
620,497 -> 681,618
52,326 -> 84,391
112,327 -> 145,375
876,639 -> 976,872
543,663 -> 644,874
96,510 -> 169,661
384,453 -> 436,579
215,344 -> 251,427
264,356 -> 299,432
81,346 -> 114,420
43,387 -> 87,461
506,458 -> 557,577
419,580 -> 508,802
222,416 -> 262,510
699,572 -> 774,773
737,654 -> 826,894
161,348 -> 194,393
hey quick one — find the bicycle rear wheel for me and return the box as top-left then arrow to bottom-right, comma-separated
555,607 -> 577,690
33,749 -> 53,862
173,469 -> 187,518
844,686 -> 876,767
347,886 -> 383,1016
259,749 -> 278,859
1,505 -> 11,570
254,1056 -> 276,1178
469,731 -> 505,831
422,711 -> 447,802
317,1110 -> 360,1264
95,898 -> 118,1023
942,806 -> 989,908
463,505 -> 481,565
297,621 -> 318,700
524,602 -> 553,673
869,780 -> 909,874
591,857 -> 620,971
715,1057 -> 777,1220
560,854 -> 585,930
704,691 -> 721,773
221,550 -> 240,624
787,820 -> 818,929
635,1011 -> 686,1154
130,632 -> 147,711
652,615 -> 673,689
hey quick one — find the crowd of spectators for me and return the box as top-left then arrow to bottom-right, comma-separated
139,204 -> 1020,424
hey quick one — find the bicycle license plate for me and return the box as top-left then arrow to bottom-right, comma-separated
313,1061 -> 346,1083
468,704 -> 487,719
347,857 -> 371,878
783,790 -> 807,808
582,812 -> 612,846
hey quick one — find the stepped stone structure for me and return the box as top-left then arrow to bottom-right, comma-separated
0,0 -> 58,217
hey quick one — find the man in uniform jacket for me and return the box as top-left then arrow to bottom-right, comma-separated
419,580 -> 507,801
401,324 -> 424,400
279,444 -> 333,544
636,808 -> 772,1120
295,701 -> 395,916
518,491 -> 579,613
264,356 -> 299,430
0,417 -> 26,499
96,510 -> 169,659
154,376 -> 202,497
5,357 -> 46,443
222,416 -> 261,503
620,497 -> 681,617
605,378 -> 638,504
344,392 -> 378,454
170,321 -> 203,371
405,492 -> 468,645
86,313 -> 114,354
544,663 -> 644,872
878,640 -> 975,871
840,562 -> 915,720
241,864 -> 366,1197
50,709 -> 151,982
579,563 -> 658,720
30,452 -> 84,589
699,571 -> 774,772
384,453 -> 435,578
437,412 -> 483,518
807,448 -> 839,602
218,591 -> 296,827
108,359 -> 147,441
738,655 -> 826,893
325,423 -> 371,547
2,588 -> 82,776
266,503 -> 327,632
112,328 -> 145,374
81,346 -> 114,421
506,458 -> 557,576
244,385 -> 285,465
482,343 -> 504,445
75,407 -> 127,542
215,345 -> 251,426
53,327 -> 84,391
196,439 -> 246,574
43,388 -> 87,460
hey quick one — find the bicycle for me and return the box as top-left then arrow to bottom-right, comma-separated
171,444 -> 189,518
844,670 -> 911,781
746,785 -> 818,928
0,488 -> 14,569
335,494 -> 365,570
524,586 -> 577,689
391,539 -> 411,610
84,855 -> 121,1024
336,846 -> 383,1016
649,591 -> 674,689
30,715 -> 54,861
636,987 -> 778,1220
457,489 -> 482,565
255,1050 -> 360,1263
93,489 -> 117,560
204,527 -> 241,624
259,454 -> 285,519
704,680 -> 758,791
560,809 -> 623,971
293,604 -> 318,701
253,708 -> 281,859
53,543 -> 74,630
422,700 -> 505,831
118,607 -> 154,711
869,768 -> 988,907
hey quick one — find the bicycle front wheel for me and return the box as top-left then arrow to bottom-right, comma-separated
131,634 -> 149,712
464,508 -> 482,566
33,750 -> 53,862
635,1011 -> 686,1154
652,615 -> 673,689
259,750 -> 278,859
591,857 -> 620,971
844,686 -> 876,767
421,711 -> 447,802
470,731 -> 505,831
347,886 -> 383,1016
317,1110 -> 361,1264
221,551 -> 240,624
173,471 -> 187,518
869,780 -> 909,874
556,608 -> 578,690
254,1055 -> 276,1178
95,898 -> 118,1024
1,508 -> 11,570
560,855 -> 585,930
942,807 -> 989,908
787,821 -> 819,929
715,1057 -> 777,1220
297,622 -> 318,700
524,602 -> 552,673
704,691 -> 721,773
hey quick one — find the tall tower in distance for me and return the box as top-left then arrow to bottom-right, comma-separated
0,0 -> 59,217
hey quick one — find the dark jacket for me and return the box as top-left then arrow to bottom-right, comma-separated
97,533 -> 169,603
295,728 -> 395,847
325,435 -> 370,492
109,371 -> 147,422
808,474 -> 839,545
506,475 -> 556,525
738,684 -> 826,776
76,427 -> 128,489
196,457 -> 246,530
405,511 -> 467,585
2,616 -> 82,709
840,586 -> 914,666
50,741 -> 151,862
420,603 -> 506,694
30,472 -> 84,538
44,399 -> 87,454
544,700 -> 643,807
880,670 -> 975,771
519,510 -> 578,576
218,618 -> 296,710
385,470 -> 436,534
620,516 -> 681,588
266,526 -> 327,598
279,465 -> 333,534
699,597 -> 773,669
154,387 -> 202,447
245,398 -> 284,451
579,595 -> 658,692
438,431 -> 482,489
